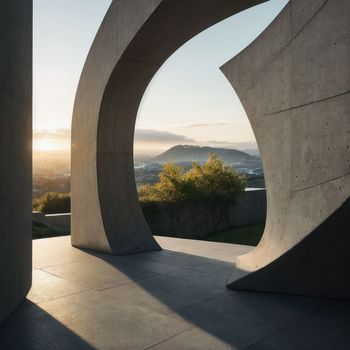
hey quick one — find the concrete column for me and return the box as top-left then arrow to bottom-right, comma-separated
0,1 -> 33,324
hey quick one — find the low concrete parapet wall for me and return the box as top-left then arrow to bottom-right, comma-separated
32,190 -> 266,239
33,212 -> 71,233
142,189 -> 266,239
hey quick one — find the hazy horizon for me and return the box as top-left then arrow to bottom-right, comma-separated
33,127 -> 260,155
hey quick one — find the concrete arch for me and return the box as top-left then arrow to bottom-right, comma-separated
71,0 -> 350,299
71,0 -> 266,254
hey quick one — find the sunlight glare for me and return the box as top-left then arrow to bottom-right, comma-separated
33,138 -> 69,152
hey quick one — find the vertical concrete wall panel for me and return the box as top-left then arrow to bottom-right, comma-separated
291,1 -> 350,106
0,1 -> 32,324
222,0 -> 350,298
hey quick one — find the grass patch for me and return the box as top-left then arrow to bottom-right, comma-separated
32,220 -> 68,240
206,223 -> 265,246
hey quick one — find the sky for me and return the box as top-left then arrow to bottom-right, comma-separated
33,0 -> 288,154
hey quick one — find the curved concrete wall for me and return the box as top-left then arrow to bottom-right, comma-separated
222,0 -> 350,298
0,1 -> 32,323
71,0 -> 265,254
72,0 -> 350,299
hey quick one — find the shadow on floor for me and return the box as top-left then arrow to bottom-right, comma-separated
79,248 -> 350,349
1,245 -> 350,349
0,299 -> 96,349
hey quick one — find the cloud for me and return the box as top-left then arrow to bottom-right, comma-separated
134,129 -> 194,144
33,128 -> 192,145
33,128 -> 258,152
176,122 -> 233,128
34,128 -> 71,141
33,128 -> 71,152
199,140 -> 258,149
135,129 -> 258,151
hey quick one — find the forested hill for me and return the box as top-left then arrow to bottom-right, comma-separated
154,145 -> 256,164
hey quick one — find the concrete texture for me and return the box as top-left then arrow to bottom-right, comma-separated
71,0 -> 267,254
221,0 -> 350,298
1,236 -> 350,349
0,1 -> 32,324
229,199 -> 350,299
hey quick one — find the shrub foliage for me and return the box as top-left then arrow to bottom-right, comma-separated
33,192 -> 71,214
138,153 -> 246,203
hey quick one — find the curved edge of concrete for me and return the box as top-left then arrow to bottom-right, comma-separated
222,0 -> 350,298
71,0 -> 265,255
228,198 -> 350,299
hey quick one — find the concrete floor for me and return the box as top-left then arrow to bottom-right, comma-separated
0,236 -> 349,349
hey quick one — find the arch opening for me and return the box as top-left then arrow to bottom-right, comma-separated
72,0 -> 270,254
132,4 -> 290,246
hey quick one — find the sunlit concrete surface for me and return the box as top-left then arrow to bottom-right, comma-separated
0,236 -> 349,349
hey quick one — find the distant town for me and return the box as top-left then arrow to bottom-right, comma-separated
33,144 -> 265,198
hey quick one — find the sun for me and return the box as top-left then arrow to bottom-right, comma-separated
33,139 -> 57,152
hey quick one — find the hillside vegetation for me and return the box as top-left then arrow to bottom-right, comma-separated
154,145 -> 255,164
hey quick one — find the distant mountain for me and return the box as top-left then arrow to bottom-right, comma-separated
154,145 -> 257,164
241,148 -> 260,157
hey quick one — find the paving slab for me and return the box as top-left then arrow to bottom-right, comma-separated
201,290 -> 326,323
167,301 -> 286,349
101,272 -> 223,315
27,269 -> 87,304
135,248 -> 237,274
33,236 -> 92,269
248,300 -> 350,350
42,258 -> 156,291
148,327 -> 237,350
0,300 -> 95,350
38,290 -> 192,350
